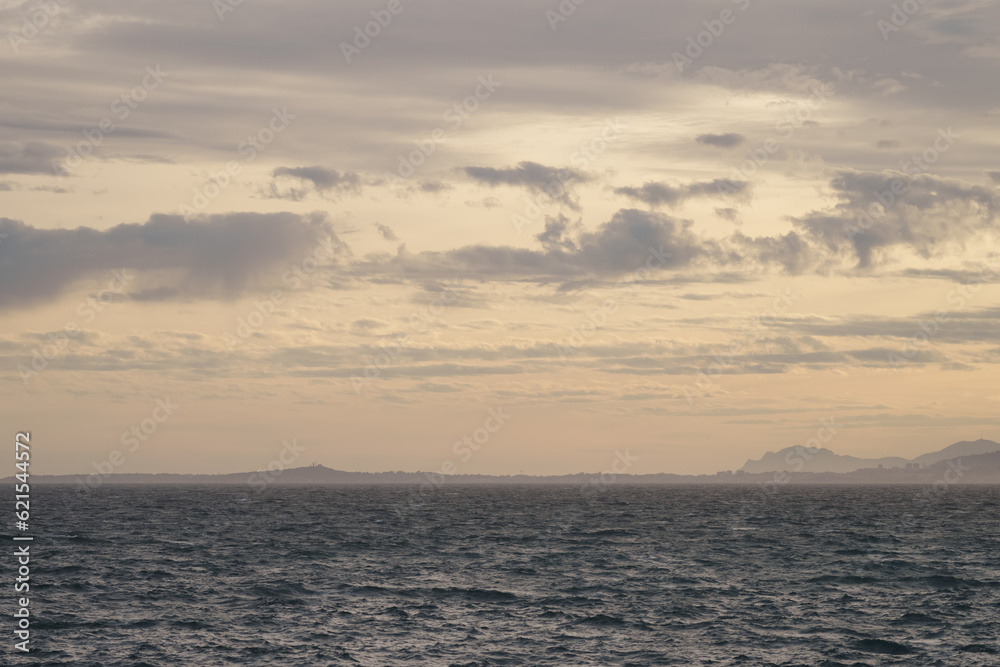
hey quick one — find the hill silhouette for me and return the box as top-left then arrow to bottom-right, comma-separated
740,438 -> 1000,474
9,438 -> 1000,486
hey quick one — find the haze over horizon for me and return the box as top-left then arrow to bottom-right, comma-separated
3,0 -> 1000,477
18,435 -> 1000,479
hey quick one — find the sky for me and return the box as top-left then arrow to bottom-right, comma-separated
2,0 -> 999,477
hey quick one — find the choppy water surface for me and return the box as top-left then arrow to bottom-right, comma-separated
22,485 -> 1000,665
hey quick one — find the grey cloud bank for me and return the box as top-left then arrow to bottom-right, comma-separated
0,213 -> 337,310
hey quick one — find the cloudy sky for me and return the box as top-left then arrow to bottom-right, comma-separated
2,0 -> 999,476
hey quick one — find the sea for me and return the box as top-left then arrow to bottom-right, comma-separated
18,484 -> 1000,665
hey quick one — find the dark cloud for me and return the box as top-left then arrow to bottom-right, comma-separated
374,222 -> 398,241
535,215 -> 579,252
696,133 -> 745,148
731,231 -> 815,274
266,166 -> 362,200
792,170 -> 1000,268
900,267 -> 1000,284
5,306 -> 995,382
573,209 -> 718,272
614,179 -> 749,208
465,197 -> 502,209
63,1 -> 963,104
357,208 -> 728,282
464,161 -> 593,210
0,212 -> 339,311
416,180 -> 453,194
2,0 -> 997,181
766,308 -> 1000,346
354,181 -> 998,281
0,141 -> 62,175
715,207 -> 740,223
273,166 -> 360,191
988,171 -> 1000,183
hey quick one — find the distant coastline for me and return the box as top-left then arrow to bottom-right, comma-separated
11,440 -> 1000,486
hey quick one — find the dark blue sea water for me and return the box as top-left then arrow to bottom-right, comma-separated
16,485 -> 1000,665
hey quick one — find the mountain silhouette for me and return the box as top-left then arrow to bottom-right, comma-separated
10,438 -> 1000,485
910,438 -> 1000,467
740,438 -> 1000,474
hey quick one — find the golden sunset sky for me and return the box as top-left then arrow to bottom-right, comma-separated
2,0 -> 998,475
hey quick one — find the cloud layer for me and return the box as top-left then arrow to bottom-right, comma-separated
0,212 -> 338,310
